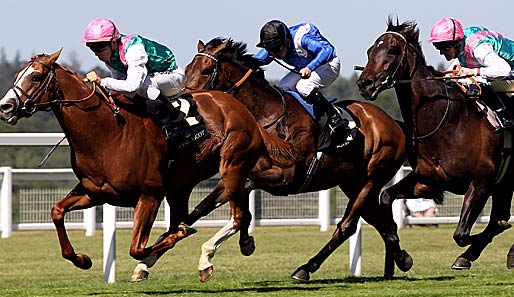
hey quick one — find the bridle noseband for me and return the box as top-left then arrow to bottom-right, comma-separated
11,59 -> 56,117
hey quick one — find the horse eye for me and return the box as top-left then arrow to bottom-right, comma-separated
201,69 -> 213,76
31,74 -> 43,82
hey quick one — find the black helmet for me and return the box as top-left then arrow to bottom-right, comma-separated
256,20 -> 290,50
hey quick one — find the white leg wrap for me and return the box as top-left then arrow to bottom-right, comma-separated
198,217 -> 237,270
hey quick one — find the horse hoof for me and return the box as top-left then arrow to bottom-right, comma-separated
199,266 -> 214,282
239,236 -> 255,256
451,257 -> 471,270
130,269 -> 149,282
291,267 -> 310,282
384,273 -> 394,280
73,253 -> 93,270
395,249 -> 413,272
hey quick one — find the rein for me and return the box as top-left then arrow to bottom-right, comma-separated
374,31 -> 457,141
194,52 -> 287,129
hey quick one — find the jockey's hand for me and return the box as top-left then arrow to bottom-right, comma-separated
457,67 -> 476,77
85,71 -> 102,84
300,67 -> 312,79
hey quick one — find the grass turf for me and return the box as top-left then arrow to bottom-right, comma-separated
0,224 -> 513,296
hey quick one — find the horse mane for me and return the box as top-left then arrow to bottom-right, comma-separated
386,17 -> 442,76
203,37 -> 268,81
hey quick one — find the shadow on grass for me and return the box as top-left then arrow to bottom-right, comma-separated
89,284 -> 337,295
87,275 -> 458,295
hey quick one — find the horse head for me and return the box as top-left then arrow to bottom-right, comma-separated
356,18 -> 425,100
0,49 -> 64,124
185,37 -> 265,92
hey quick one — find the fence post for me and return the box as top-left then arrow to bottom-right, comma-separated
0,167 -> 12,238
392,167 -> 406,229
319,189 -> 330,231
164,200 -> 170,230
83,207 -> 96,237
249,190 -> 256,233
103,204 -> 116,283
349,219 -> 362,276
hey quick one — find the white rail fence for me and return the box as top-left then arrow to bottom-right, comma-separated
1,133 -> 510,282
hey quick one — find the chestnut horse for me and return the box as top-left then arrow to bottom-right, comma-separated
0,50 -> 294,276
357,18 -> 514,270
166,37 -> 411,282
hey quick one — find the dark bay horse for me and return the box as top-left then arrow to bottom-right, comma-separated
172,37 -> 411,282
0,50 -> 294,276
356,18 -> 514,270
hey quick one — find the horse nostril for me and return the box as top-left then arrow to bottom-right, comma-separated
0,103 -> 14,112
356,79 -> 368,89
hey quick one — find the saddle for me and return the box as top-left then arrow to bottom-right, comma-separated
144,93 -> 210,153
315,100 -> 360,152
285,91 -> 359,152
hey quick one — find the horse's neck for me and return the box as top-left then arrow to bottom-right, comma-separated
239,80 -> 289,122
53,72 -> 130,149
395,65 -> 472,142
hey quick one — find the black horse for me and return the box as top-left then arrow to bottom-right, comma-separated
357,17 -> 514,270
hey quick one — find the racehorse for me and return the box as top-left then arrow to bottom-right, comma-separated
0,50 -> 294,274
161,37 -> 411,282
356,17 -> 514,270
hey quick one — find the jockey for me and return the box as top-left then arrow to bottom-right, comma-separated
427,17 -> 514,130
82,18 -> 186,139
253,20 -> 347,135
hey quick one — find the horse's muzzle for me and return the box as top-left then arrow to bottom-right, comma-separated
0,97 -> 18,125
356,77 -> 378,101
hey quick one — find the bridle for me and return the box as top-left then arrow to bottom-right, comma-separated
193,52 -> 287,129
9,57 -> 116,119
11,59 -> 57,117
373,31 -> 410,92
373,31 -> 452,141
195,53 -> 220,90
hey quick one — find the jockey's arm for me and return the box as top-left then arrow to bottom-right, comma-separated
470,43 -> 511,80
100,44 -> 149,93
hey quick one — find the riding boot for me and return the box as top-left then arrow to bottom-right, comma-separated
145,96 -> 186,140
480,85 -> 514,132
306,89 -> 348,133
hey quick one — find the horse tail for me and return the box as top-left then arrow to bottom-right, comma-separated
257,126 -> 296,167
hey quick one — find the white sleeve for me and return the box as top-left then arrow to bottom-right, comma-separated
100,43 -> 149,93
473,43 -> 511,79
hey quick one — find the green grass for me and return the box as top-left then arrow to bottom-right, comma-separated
0,224 -> 513,296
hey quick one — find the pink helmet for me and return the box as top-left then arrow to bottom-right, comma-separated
82,18 -> 119,43
427,18 -> 464,43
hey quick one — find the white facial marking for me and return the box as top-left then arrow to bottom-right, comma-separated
0,65 -> 36,105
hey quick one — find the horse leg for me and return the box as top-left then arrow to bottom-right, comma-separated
51,183 -> 103,269
198,217 -> 238,282
452,190 -> 512,270
378,173 -> 419,277
453,183 -> 491,248
185,181 -> 228,225
365,194 -> 413,279
291,209 -> 360,281
131,188 -> 195,281
128,193 -> 162,260
292,182 -> 376,282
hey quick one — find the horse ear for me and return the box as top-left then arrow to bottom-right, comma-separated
48,48 -> 63,63
197,40 -> 205,52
